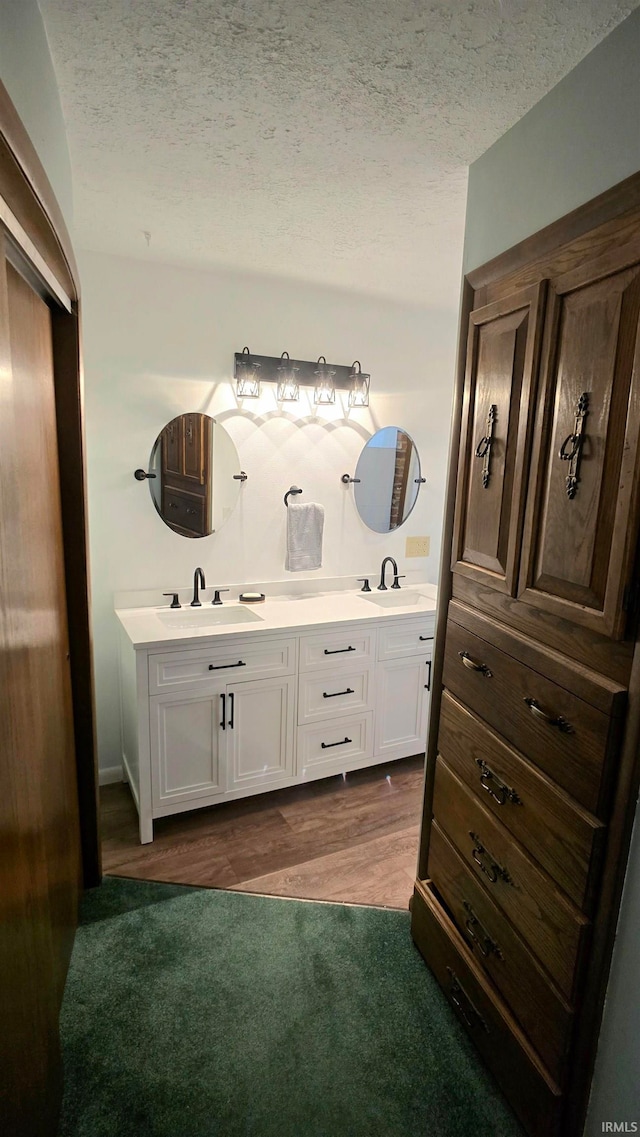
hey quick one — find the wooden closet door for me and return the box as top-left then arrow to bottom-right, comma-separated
452,283 -> 545,595
519,249 -> 640,640
0,240 -> 80,1136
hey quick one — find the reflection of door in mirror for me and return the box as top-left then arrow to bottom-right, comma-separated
354,427 -> 421,532
160,414 -> 211,537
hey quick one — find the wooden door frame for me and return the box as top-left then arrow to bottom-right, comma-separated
417,168 -> 640,1137
0,79 -> 100,887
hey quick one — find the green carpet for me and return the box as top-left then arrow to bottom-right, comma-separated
59,877 -> 523,1137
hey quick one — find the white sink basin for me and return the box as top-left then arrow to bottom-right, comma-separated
157,605 -> 264,628
359,590 -> 425,608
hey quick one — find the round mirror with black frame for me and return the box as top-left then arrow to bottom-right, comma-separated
353,426 -> 422,533
148,413 -> 244,538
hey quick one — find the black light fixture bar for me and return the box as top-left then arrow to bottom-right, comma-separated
234,352 -> 360,391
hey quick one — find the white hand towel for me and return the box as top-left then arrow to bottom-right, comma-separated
285,502 -> 325,572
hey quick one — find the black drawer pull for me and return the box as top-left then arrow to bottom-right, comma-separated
208,660 -> 246,670
469,831 -> 513,886
475,758 -> 522,806
169,501 -> 179,509
321,737 -> 352,749
524,697 -> 573,733
446,967 -> 489,1033
324,646 -> 356,655
463,901 -> 503,960
419,635 -> 431,642
323,688 -> 355,699
458,651 -> 493,678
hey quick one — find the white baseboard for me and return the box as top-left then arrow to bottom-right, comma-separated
99,764 -> 124,786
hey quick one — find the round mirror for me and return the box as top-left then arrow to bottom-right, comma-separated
148,413 -> 243,538
353,426 -> 422,533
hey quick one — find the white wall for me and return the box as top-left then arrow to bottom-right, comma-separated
0,0 -> 73,224
464,10 -> 640,1133
79,249 -> 458,775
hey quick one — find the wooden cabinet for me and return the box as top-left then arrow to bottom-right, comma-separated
119,610 -> 435,844
451,284 -> 545,596
412,187 -> 640,1137
160,413 -> 212,536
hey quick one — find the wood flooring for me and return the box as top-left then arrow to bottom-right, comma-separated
100,755 -> 424,909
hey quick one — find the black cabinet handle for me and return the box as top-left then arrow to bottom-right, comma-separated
463,901 -> 503,960
469,831 -> 513,886
220,693 -> 226,730
458,650 -> 493,677
446,967 -> 489,1033
324,646 -> 356,655
425,660 -> 432,690
419,635 -> 431,641
323,688 -> 355,699
208,660 -> 246,671
321,737 -> 352,749
475,758 -> 522,806
524,697 -> 573,733
228,692 -> 235,729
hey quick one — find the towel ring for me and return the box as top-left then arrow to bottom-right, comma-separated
284,486 -> 303,507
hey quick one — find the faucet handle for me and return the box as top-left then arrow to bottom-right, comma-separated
212,589 -> 230,606
357,578 -> 371,593
163,592 -> 181,609
391,575 -> 406,590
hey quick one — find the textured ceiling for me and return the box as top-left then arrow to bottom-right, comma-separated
40,0 -> 636,306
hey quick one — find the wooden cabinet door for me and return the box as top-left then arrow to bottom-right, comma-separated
452,284 -> 545,595
162,416 -> 183,477
150,686 -> 226,805
375,653 -> 431,758
183,412 -> 206,483
519,251 -> 640,640
226,676 -> 295,791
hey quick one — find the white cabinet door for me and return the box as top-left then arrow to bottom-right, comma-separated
226,675 -> 295,792
150,684 -> 226,806
375,652 -> 432,759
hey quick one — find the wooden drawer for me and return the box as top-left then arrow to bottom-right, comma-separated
299,627 -> 376,672
438,692 -> 605,912
443,617 -> 620,815
149,637 -> 297,693
433,757 -> 590,999
411,878 -> 562,1137
163,486 -> 206,536
297,712 -> 373,774
298,667 -> 373,725
428,822 -> 574,1083
377,618 -> 434,660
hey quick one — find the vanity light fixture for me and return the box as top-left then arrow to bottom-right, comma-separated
233,349 -> 371,401
313,356 -> 336,405
276,352 -> 300,401
235,345 -> 261,399
348,361 -> 370,408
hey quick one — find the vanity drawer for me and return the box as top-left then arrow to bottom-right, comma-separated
298,668 -> 373,725
438,691 -> 605,912
299,627 -> 376,672
411,879 -> 562,1137
428,822 -> 574,1082
443,619 -> 618,815
149,637 -> 297,693
162,486 -> 206,536
433,757 -> 590,1000
377,618 -> 434,661
297,712 -> 373,774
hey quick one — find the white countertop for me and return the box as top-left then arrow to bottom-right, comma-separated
116,583 -> 438,651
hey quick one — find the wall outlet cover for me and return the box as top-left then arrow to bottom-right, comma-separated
406,536 -> 430,557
